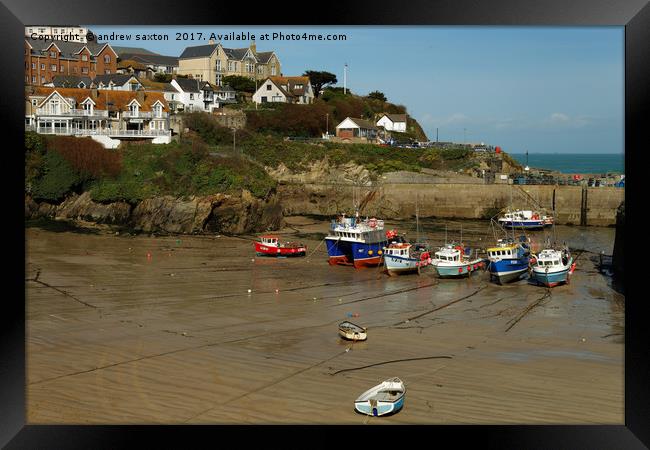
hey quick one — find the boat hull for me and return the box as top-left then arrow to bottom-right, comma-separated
499,220 -> 545,230
384,254 -> 428,275
489,259 -> 530,284
354,395 -> 405,417
532,262 -> 575,287
326,238 -> 387,268
433,260 -> 484,278
254,242 -> 306,257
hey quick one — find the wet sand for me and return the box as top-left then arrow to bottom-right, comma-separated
25,217 -> 624,424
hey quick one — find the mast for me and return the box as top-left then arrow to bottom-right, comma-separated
416,194 -> 420,243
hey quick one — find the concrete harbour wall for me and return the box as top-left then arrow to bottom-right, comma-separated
279,183 -> 624,226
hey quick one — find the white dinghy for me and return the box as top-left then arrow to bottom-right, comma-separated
338,321 -> 368,341
354,377 -> 406,416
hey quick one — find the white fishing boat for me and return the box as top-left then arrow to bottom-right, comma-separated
383,242 -> 431,276
338,321 -> 367,341
354,377 -> 406,417
431,244 -> 485,278
531,246 -> 575,287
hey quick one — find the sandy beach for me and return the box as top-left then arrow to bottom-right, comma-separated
25,217 -> 624,424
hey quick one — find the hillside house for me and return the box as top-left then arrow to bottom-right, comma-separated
252,76 -> 314,104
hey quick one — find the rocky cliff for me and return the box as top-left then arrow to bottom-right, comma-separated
25,190 -> 284,235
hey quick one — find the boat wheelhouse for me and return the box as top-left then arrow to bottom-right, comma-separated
254,235 -> 306,257
431,244 -> 484,278
487,238 -> 531,284
325,214 -> 388,268
383,242 -> 431,276
531,247 -> 575,287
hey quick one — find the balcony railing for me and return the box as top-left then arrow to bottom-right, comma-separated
123,111 -> 168,119
26,125 -> 170,137
36,108 -> 109,117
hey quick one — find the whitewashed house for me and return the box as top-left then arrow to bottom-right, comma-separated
376,113 -> 407,133
252,76 -> 314,104
170,78 -> 236,112
25,86 -> 171,148
335,117 -> 378,141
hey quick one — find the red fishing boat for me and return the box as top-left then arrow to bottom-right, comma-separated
254,235 -> 307,257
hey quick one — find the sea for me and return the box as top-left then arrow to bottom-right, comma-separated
510,153 -> 624,174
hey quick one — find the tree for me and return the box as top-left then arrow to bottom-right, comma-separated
222,75 -> 256,93
303,71 -> 337,98
367,90 -> 387,102
154,73 -> 172,83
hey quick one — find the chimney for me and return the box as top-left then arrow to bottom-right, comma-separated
91,88 -> 98,99
209,39 -> 215,45
250,40 -> 256,54
136,90 -> 145,103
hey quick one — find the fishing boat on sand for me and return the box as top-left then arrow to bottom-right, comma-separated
498,209 -> 553,230
531,246 -> 575,287
325,213 -> 389,268
383,242 -> 431,276
487,237 -> 531,284
254,235 -> 306,257
338,321 -> 368,341
431,244 -> 485,278
354,377 -> 406,417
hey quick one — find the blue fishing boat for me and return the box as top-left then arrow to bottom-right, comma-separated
531,247 -> 575,287
487,237 -> 531,284
325,213 -> 389,268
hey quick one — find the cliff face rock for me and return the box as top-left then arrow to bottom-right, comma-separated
266,158 -> 373,186
26,190 -> 284,235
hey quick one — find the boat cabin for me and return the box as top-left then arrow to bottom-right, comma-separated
435,248 -> 461,262
536,249 -> 569,267
259,235 -> 279,247
487,245 -> 518,259
384,243 -> 411,257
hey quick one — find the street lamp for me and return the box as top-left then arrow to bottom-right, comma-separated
325,113 -> 329,138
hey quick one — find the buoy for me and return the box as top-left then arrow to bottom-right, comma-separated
247,289 -> 252,293
275,289 -> 279,294
251,258 -> 255,262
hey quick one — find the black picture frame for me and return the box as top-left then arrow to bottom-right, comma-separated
2,0 -> 646,447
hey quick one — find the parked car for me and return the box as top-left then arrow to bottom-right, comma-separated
588,178 -> 595,187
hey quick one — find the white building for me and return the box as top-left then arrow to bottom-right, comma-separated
335,117 -> 378,141
170,78 -> 236,112
25,26 -> 91,43
252,76 -> 314,104
376,113 -> 407,133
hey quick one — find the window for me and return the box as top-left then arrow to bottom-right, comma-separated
216,60 -> 221,71
61,29 -> 65,34
32,76 -> 36,83
60,65 -> 64,72
38,28 -> 45,33
215,74 -> 221,86
261,96 -> 267,103
257,66 -> 263,74
266,84 -> 272,91
40,64 -> 45,70
82,67 -> 88,74
105,70 -> 111,74
51,65 -> 57,72
81,54 -> 88,61
41,76 -> 45,83
31,62 -> 36,69
189,93 -> 194,100
104,55 -> 110,63
73,66 -> 78,73
271,64 -> 276,75
50,51 -> 56,58
54,29 -> 58,34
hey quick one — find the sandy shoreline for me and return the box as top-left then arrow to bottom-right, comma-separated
25,217 -> 623,424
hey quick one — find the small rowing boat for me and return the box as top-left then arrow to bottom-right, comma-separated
338,321 -> 367,341
354,377 -> 405,417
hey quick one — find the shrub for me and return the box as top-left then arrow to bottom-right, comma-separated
183,112 -> 234,145
45,136 -> 122,179
32,151 -> 83,201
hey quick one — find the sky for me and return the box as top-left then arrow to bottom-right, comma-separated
88,26 -> 624,154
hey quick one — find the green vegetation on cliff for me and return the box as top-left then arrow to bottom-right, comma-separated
25,131 -> 276,203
